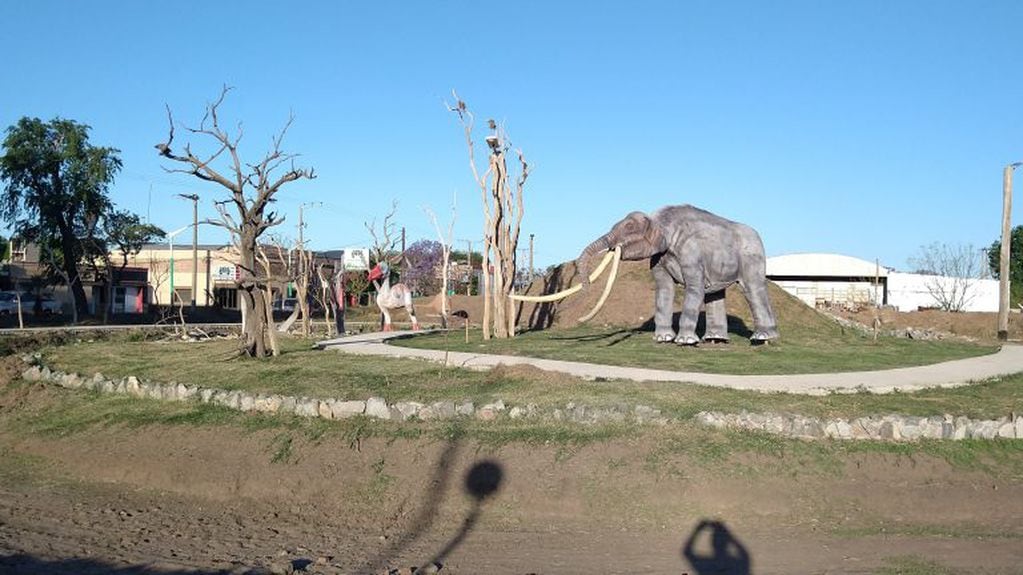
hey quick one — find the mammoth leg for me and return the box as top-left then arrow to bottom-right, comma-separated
651,262 -> 676,343
703,290 -> 729,342
738,239 -> 779,341
675,251 -> 705,346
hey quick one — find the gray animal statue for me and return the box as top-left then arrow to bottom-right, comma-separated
512,205 -> 779,345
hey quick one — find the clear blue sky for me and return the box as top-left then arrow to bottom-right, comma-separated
2,1 -> 1021,271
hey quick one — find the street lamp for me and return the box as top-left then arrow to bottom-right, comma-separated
999,162 -> 1022,340
167,225 -> 191,308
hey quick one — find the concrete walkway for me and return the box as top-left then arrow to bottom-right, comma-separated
316,331 -> 1023,395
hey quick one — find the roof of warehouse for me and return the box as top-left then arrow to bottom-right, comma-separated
766,253 -> 890,278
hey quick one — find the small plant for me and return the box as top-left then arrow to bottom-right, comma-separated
269,433 -> 294,464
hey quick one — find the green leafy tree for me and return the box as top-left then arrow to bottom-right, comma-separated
0,117 -> 121,315
987,225 -> 1023,306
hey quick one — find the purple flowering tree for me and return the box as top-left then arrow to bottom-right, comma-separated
403,239 -> 444,295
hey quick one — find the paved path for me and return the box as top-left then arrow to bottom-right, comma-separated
316,331 -> 1023,395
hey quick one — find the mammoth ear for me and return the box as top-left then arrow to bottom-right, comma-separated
621,212 -> 666,258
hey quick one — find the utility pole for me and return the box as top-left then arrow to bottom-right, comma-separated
465,239 -> 472,295
296,202 -> 324,289
178,193 -> 199,311
529,233 -> 535,282
999,162 -> 1021,341
401,226 -> 406,268
298,203 -> 305,288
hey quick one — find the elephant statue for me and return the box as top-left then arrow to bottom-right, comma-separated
513,205 -> 779,345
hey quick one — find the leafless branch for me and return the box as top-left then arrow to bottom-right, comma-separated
365,200 -> 400,265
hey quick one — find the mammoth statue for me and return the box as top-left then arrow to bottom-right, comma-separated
512,205 -> 779,345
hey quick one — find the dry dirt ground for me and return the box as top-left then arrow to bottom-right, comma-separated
2,378 -> 1023,574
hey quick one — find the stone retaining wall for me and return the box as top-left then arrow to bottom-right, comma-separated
19,362 -> 668,426
695,410 -> 1023,441
19,357 -> 1022,442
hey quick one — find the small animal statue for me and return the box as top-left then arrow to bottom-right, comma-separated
367,261 -> 419,331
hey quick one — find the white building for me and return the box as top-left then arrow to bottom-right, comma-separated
766,253 -> 887,308
886,271 -> 999,313
766,253 -> 998,312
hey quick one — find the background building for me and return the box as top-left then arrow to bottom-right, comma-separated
767,253 -> 998,312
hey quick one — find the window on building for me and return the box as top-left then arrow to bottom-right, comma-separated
214,287 -> 238,309
173,288 -> 192,306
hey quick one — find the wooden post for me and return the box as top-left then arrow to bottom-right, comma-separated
875,258 -> 880,308
999,163 -> 1020,341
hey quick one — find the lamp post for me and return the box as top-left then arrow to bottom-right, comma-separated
177,193 -> 200,311
167,225 -> 191,308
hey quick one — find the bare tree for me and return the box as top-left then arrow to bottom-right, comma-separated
148,257 -> 169,306
365,200 -> 401,266
909,242 -> 981,312
255,243 -> 286,356
449,93 -> 529,339
314,262 -> 335,336
155,86 -> 315,357
425,192 -> 456,329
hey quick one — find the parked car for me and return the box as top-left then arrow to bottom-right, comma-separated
1,292 -> 63,315
0,291 -> 19,315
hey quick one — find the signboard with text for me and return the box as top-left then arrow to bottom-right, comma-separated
342,247 -> 370,271
211,264 -> 237,282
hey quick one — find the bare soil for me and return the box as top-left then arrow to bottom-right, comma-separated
834,306 -> 1023,344
2,375 -> 1022,574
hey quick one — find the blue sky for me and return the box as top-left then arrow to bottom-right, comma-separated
1,1 -> 1021,271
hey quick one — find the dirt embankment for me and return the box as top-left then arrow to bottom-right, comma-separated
415,260 -> 823,334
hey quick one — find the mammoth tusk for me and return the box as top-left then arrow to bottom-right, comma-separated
509,248 -> 617,303
577,246 -> 621,323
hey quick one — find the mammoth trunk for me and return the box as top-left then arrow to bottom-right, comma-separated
576,233 -> 614,284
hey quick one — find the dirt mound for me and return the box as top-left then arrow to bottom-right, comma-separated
512,259 -> 830,336
414,260 -> 832,337
835,306 -> 1023,344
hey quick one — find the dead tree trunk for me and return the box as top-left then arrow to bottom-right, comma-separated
156,86 -> 314,357
450,95 -> 529,339
425,196 -> 456,330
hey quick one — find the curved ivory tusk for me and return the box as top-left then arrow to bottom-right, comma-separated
509,248 -> 617,303
577,246 -> 621,323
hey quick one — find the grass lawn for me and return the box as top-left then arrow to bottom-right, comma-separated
40,335 -> 1023,422
391,325 -> 997,375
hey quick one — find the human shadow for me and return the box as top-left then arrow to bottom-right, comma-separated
415,460 -> 504,573
681,519 -> 752,575
363,438 -> 463,573
362,435 -> 506,574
